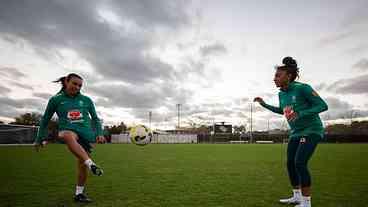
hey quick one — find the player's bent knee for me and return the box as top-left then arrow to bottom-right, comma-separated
59,131 -> 79,143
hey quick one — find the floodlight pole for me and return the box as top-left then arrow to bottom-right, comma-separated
250,102 -> 253,143
177,104 -> 181,129
267,119 -> 270,139
149,111 -> 152,129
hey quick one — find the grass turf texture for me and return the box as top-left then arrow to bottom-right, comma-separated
1,144 -> 367,207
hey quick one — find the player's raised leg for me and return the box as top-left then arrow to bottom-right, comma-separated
59,130 -> 103,176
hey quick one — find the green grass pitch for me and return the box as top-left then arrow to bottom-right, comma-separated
1,144 -> 367,206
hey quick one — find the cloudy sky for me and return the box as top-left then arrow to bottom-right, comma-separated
0,0 -> 367,130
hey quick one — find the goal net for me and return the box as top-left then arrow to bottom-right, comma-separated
0,124 -> 38,144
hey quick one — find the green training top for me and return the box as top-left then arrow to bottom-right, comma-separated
35,90 -> 103,143
260,81 -> 328,139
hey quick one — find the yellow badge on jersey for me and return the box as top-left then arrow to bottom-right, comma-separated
312,91 -> 319,97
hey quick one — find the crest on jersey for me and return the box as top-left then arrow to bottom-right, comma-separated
300,137 -> 306,144
67,110 -> 83,121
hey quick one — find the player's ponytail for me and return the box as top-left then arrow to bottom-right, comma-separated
53,73 -> 83,90
277,56 -> 299,82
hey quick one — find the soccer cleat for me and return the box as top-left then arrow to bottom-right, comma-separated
74,193 -> 92,203
295,203 -> 311,207
279,196 -> 301,204
90,164 -> 103,176
294,198 -> 311,207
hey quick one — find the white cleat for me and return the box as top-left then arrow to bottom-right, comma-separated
279,197 -> 301,204
294,200 -> 311,207
295,204 -> 310,207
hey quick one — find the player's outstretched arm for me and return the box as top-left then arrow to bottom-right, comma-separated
253,97 -> 283,115
88,97 -> 105,144
35,98 -> 56,151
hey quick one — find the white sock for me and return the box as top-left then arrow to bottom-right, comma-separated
302,196 -> 311,207
75,185 -> 84,195
84,159 -> 95,170
293,189 -> 302,199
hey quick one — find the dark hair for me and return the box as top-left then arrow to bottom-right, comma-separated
277,56 -> 299,82
53,73 -> 83,89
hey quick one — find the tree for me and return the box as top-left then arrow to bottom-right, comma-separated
106,122 -> 127,135
233,125 -> 247,134
11,112 -> 42,126
119,122 -> 127,133
47,118 -> 59,139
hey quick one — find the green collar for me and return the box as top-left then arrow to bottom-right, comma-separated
59,89 -> 81,98
281,81 -> 297,92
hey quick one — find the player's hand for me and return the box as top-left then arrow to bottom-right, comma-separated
34,140 -> 47,152
253,97 -> 265,104
96,136 -> 106,144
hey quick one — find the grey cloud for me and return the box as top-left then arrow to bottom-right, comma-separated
352,109 -> 368,118
321,97 -> 354,120
325,97 -> 353,110
319,2 -> 368,50
0,104 -> 18,118
233,97 -> 250,105
326,75 -> 368,95
32,92 -> 53,100
352,58 -> 368,72
200,43 -> 227,57
262,93 -> 276,99
0,85 -> 11,95
345,44 -> 368,55
209,108 -> 233,117
236,111 -> 248,119
315,83 -> 327,91
107,0 -> 190,29
130,108 -> 174,124
0,0 -> 210,123
0,97 -> 25,108
317,31 -> 354,46
341,1 -> 368,27
9,81 -> 34,90
0,0 -> 192,84
174,57 -> 223,89
176,41 -> 197,51
0,97 -> 44,117
0,67 -> 27,80
89,82 -> 191,110
325,80 -> 344,92
7,97 -> 43,109
180,99 -> 255,124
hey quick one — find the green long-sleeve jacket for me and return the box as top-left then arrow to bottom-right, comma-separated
35,90 -> 103,143
260,81 -> 328,139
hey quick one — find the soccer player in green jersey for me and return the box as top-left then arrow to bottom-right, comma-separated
34,73 -> 106,203
254,57 -> 328,207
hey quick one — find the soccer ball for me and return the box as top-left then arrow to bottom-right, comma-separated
129,125 -> 152,146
